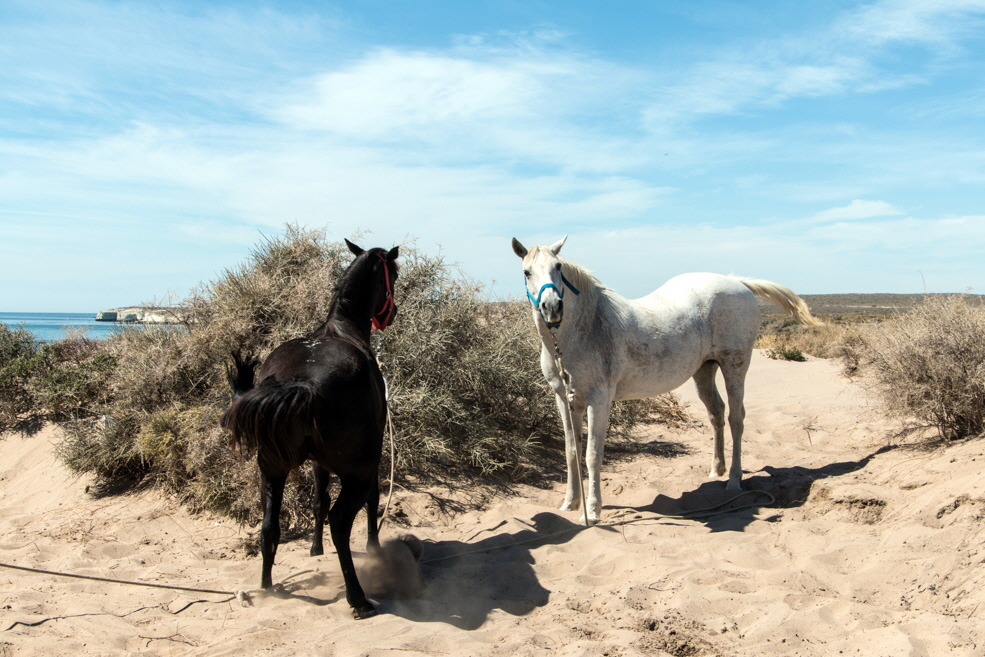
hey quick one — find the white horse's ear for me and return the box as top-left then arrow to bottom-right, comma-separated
549,235 -> 568,255
511,237 -> 528,258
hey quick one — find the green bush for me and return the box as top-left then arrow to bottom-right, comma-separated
33,340 -> 116,421
0,324 -> 115,433
766,345 -> 807,362
0,323 -> 41,432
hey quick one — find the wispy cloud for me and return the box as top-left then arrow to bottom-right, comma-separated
810,200 -> 904,223
277,49 -> 541,137
643,0 -> 985,133
840,0 -> 985,49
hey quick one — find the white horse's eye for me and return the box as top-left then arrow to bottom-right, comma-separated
523,269 -> 531,278
554,263 -> 562,271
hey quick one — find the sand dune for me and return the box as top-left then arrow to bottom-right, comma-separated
1,350 -> 983,656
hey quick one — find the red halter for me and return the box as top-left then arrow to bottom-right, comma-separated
371,252 -> 396,331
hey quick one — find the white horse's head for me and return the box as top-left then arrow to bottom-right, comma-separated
512,235 -> 578,329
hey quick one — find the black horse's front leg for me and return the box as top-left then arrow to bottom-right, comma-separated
330,477 -> 376,619
260,475 -> 287,589
311,465 -> 332,556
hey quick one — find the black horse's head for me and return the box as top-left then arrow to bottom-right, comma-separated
344,239 -> 400,331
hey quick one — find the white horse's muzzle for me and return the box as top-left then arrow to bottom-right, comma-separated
540,296 -> 564,327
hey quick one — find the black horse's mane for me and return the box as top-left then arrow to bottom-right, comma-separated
314,247 -> 394,340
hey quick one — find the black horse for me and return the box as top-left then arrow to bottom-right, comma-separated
221,239 -> 399,619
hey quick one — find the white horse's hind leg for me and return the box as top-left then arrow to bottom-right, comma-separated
692,361 -> 726,479
584,399 -> 612,525
720,357 -> 751,491
556,395 -> 585,513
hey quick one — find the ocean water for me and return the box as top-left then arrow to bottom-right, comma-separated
0,312 -> 123,342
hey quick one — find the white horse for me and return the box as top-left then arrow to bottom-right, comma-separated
512,236 -> 820,525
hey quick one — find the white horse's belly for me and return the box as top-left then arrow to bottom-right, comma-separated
612,351 -> 706,401
611,321 -> 709,401
610,275 -> 759,402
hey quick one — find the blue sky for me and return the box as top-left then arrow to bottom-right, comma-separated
2,0 -> 984,312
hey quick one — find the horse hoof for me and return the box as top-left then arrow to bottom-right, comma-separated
352,603 -> 377,620
310,546 -> 324,557
726,480 -> 743,492
560,500 -> 579,512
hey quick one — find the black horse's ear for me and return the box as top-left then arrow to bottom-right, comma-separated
512,237 -> 528,258
386,246 -> 399,262
345,238 -> 364,256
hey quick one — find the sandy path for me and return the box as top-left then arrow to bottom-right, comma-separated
1,351 -> 983,656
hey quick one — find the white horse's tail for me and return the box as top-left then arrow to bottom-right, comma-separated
737,278 -> 823,326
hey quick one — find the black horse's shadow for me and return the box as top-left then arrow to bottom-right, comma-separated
374,511 -> 586,629
609,444 -> 899,533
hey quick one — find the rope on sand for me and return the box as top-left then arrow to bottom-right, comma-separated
0,561 -> 253,607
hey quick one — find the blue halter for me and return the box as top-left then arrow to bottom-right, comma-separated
525,272 -> 581,328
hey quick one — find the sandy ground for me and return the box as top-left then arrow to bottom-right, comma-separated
2,350 -> 984,656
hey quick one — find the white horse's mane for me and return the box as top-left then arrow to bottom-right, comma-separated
558,257 -> 604,297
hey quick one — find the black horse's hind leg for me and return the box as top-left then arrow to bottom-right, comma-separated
260,474 -> 287,589
365,475 -> 381,553
311,465 -> 332,557
329,476 -> 375,619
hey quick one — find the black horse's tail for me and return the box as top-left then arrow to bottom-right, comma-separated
225,349 -> 260,397
220,353 -> 313,473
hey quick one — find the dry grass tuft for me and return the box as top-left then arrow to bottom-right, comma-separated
755,316 -> 854,361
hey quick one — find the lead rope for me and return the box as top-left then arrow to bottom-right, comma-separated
548,329 -> 590,527
375,340 -> 397,534
378,399 -> 397,534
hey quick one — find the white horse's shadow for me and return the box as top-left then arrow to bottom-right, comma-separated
608,444 -> 897,533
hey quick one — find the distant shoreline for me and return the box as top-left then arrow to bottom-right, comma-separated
95,307 -> 185,324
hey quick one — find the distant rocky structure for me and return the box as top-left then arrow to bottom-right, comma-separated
95,307 -> 184,324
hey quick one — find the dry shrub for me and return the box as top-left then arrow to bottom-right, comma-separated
55,227 -> 349,518
380,288 -> 555,476
846,295 -> 985,441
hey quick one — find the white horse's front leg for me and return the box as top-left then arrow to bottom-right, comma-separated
584,399 -> 612,525
555,394 -> 584,512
